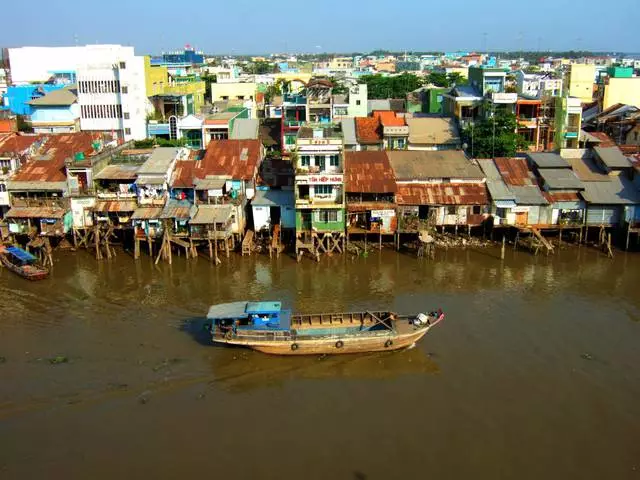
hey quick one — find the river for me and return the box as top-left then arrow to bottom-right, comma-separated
1,246 -> 639,479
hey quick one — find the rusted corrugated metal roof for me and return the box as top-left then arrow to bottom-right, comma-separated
201,139 -> 261,181
345,151 -> 397,193
11,132 -> 100,183
171,160 -> 197,188
589,132 -> 616,147
494,157 -> 537,186
396,183 -> 488,206
131,207 -> 163,220
347,201 -> 396,212
544,191 -> 581,203
5,206 -> 67,219
94,200 -> 138,212
0,134 -> 43,156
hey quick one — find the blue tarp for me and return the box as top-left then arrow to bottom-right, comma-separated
5,246 -> 37,262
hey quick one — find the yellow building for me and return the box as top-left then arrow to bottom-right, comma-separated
329,57 -> 353,70
210,82 -> 258,118
143,56 -> 206,115
602,77 -> 640,110
567,64 -> 596,103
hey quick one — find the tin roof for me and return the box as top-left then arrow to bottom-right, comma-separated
10,132 -> 99,185
406,117 -> 460,145
93,200 -> 137,212
0,134 -> 42,156
5,206 -> 67,219
341,117 -> 357,145
581,176 -> 640,205
588,132 -> 616,147
544,191 -> 581,203
355,117 -> 383,144
201,139 -> 261,181
344,151 -> 397,193
537,168 -> 584,190
160,199 -> 196,219
131,206 -> 163,220
27,86 -> 77,107
230,118 -> 259,140
137,147 -> 180,175
593,146 -> 632,169
477,159 -> 515,201
207,301 -> 249,320
388,150 -> 483,180
526,152 -> 570,169
93,164 -> 140,181
508,185 -> 548,205
396,183 -> 488,206
567,157 -> 610,182
190,205 -> 233,224
252,189 -> 294,207
493,157 -> 537,186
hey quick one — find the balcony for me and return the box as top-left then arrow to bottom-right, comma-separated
490,92 -> 518,104
284,120 -> 304,128
68,187 -> 96,197
96,191 -> 137,200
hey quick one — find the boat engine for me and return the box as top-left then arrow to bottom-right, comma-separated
413,313 -> 431,326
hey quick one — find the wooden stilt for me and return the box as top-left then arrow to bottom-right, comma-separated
501,235 -> 505,260
626,225 -> 631,251
134,237 -> 140,260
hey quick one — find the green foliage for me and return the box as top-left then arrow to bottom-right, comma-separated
133,138 -> 156,149
157,137 -> 187,148
244,61 -> 275,75
462,112 -> 529,158
425,72 -> 467,88
16,115 -> 33,133
201,73 -> 217,99
359,73 -> 423,99
328,77 -> 348,95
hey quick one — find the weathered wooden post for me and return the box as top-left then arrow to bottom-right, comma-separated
501,235 -> 506,260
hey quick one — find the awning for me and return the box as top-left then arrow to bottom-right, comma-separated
190,205 -> 233,225
94,200 -> 138,212
131,207 -> 163,220
136,176 -> 166,185
5,207 -> 67,219
194,178 -> 227,190
495,200 -> 517,209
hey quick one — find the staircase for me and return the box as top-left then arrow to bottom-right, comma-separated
242,230 -> 254,256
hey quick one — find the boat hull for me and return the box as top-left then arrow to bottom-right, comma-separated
0,253 -> 49,281
213,326 -> 433,355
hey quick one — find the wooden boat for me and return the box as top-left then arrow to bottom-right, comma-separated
0,245 -> 49,281
206,301 -> 444,355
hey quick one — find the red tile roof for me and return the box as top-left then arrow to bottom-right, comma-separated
372,111 -> 406,127
355,117 -> 382,144
493,157 -> 537,187
11,132 -> 100,183
200,139 -> 262,181
396,183 -> 488,205
345,151 -> 396,193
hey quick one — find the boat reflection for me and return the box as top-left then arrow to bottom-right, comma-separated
208,345 -> 440,393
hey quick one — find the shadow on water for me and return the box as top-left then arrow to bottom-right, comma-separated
206,346 -> 440,393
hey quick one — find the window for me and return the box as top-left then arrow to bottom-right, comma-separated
329,155 -> 339,166
446,206 -> 457,215
221,96 -> 229,100
301,155 -> 311,167
285,135 -> 296,145
315,185 -> 333,195
315,155 -> 325,168
356,100 -> 361,106
125,128 -> 131,135
319,210 -> 338,222
119,61 -> 126,69
121,86 -> 128,94
0,184 -> 6,192
472,205 -> 482,215
237,95 -> 245,100
124,112 -> 130,119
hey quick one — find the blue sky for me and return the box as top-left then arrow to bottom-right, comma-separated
3,0 -> 638,55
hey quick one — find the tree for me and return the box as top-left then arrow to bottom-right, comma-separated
462,112 -> 529,158
426,72 -> 449,87
201,73 -> 217,100
446,72 -> 467,87
358,73 -> 423,99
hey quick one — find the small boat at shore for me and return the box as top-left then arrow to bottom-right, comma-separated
0,246 -> 49,281
206,301 -> 444,355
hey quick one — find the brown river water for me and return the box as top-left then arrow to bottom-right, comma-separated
1,246 -> 639,479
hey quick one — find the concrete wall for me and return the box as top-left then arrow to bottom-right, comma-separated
568,64 -> 596,103
603,77 -> 640,109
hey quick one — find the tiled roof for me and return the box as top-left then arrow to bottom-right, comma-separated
355,117 -> 382,144
344,151 -> 396,193
372,111 -> 406,127
494,157 -> 537,187
201,139 -> 262,181
396,183 -> 488,206
11,132 -> 99,183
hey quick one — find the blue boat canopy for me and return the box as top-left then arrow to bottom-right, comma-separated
5,246 -> 37,262
207,302 -> 249,320
246,302 -> 281,314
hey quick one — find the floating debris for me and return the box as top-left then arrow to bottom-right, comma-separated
49,355 -> 68,365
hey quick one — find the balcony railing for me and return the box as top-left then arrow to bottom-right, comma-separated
96,191 -> 137,200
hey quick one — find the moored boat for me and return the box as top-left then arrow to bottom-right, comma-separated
0,246 -> 49,281
206,301 -> 444,355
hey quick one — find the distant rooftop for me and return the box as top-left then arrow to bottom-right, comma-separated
298,125 -> 342,139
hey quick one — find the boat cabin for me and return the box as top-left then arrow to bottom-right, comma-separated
207,301 -> 292,333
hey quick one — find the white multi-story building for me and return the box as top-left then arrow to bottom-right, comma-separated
515,71 -> 563,99
7,45 -> 149,141
77,54 -> 149,141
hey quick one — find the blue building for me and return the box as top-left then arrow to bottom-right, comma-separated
4,84 -> 66,115
151,46 -> 205,67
